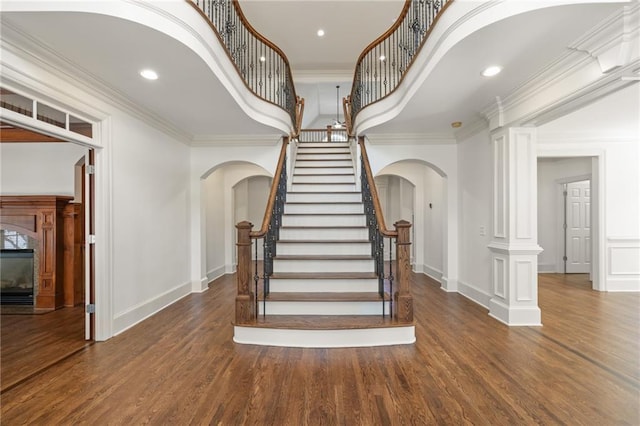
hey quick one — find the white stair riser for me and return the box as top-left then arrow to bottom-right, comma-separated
291,183 -> 357,192
259,301 -> 389,316
297,153 -> 351,161
234,325 -> 416,348
282,214 -> 366,227
277,241 -> 371,256
287,192 -> 361,203
297,148 -> 350,154
295,167 -> 353,175
284,203 -> 363,214
295,160 -> 352,167
293,175 -> 355,184
273,258 -> 374,273
269,278 -> 379,293
279,227 -> 369,240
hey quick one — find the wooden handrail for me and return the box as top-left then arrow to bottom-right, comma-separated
250,136 -> 289,239
348,0 -> 452,122
188,0 -> 299,125
354,0 -> 412,68
358,137 -> 397,238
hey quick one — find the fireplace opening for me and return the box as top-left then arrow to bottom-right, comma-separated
0,249 -> 35,305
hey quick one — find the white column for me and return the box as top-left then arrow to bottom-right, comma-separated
488,127 -> 542,326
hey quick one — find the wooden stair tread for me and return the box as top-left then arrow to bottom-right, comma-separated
281,225 -> 367,229
274,254 -> 372,260
283,212 -> 363,216
285,201 -> 361,205
293,173 -> 354,176
246,315 -> 411,330
265,292 -> 389,302
270,272 -> 377,279
288,191 -> 362,194
278,239 -> 369,244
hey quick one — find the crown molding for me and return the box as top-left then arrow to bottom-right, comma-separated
190,134 -> 282,147
365,133 -> 456,145
0,22 -> 193,145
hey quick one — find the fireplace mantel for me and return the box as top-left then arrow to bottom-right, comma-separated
1,195 -> 74,310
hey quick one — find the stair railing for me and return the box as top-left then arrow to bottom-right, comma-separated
359,137 -> 413,323
190,0 -> 300,129
235,137 -> 289,324
298,128 -> 349,143
348,0 -> 451,124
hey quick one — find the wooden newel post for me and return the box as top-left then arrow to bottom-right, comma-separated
235,221 -> 255,324
394,220 -> 413,323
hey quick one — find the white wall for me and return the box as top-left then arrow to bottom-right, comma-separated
110,109 -> 191,334
538,84 -> 640,291
537,157 -> 592,273
424,167 -> 444,277
457,129 -> 492,307
0,143 -> 87,196
204,168 -> 225,280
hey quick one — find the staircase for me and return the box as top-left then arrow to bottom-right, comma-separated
233,140 -> 415,348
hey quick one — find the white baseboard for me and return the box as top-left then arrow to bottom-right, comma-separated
206,265 -> 226,283
606,278 -> 640,292
423,264 -> 443,282
538,263 -> 558,273
226,263 -> 236,274
458,280 -> 491,309
113,281 -> 192,335
489,298 -> 542,326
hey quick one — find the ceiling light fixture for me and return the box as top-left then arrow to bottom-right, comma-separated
379,55 -> 386,61
259,56 -> 266,62
333,85 -> 343,129
140,69 -> 158,80
317,29 -> 325,37
481,66 -> 502,77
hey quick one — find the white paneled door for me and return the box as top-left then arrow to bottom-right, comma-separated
565,180 -> 591,273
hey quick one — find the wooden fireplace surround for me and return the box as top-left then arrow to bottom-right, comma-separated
0,195 -> 82,310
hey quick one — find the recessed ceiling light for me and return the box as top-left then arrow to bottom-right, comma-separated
379,55 -> 386,61
317,29 -> 325,37
140,69 -> 158,80
481,66 -> 502,77
451,121 -> 462,128
259,56 -> 266,62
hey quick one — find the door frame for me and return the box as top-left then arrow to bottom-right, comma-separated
556,174 -> 591,278
539,148 -> 605,292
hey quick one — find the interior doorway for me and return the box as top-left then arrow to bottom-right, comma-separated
0,124 -> 94,392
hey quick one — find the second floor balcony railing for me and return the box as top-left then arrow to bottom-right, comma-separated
191,0 -> 299,129
348,0 -> 451,127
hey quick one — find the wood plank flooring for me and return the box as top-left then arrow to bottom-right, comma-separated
1,273 -> 638,424
1,305 -> 88,393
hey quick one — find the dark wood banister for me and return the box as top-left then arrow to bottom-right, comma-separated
348,0 -> 453,124
358,137 -> 396,238
353,0 -> 412,68
358,136 -> 413,322
250,137 -> 289,239
187,0 -> 301,131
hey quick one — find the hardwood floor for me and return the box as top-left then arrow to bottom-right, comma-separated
0,305 -> 88,393
1,273 -> 638,424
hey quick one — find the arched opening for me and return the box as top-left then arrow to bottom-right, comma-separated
200,162 -> 271,284
375,160 -> 448,284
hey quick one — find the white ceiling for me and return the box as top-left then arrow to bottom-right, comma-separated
0,1 -> 625,139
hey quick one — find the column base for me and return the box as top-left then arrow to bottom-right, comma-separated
489,298 -> 541,326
